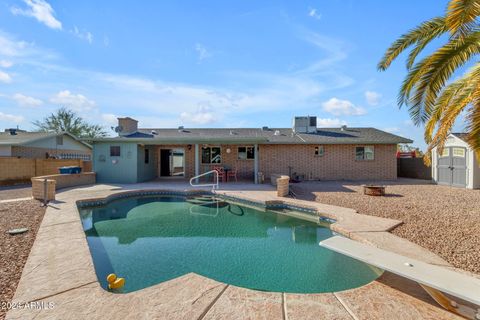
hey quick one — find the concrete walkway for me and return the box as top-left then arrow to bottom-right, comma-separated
6,182 -> 465,319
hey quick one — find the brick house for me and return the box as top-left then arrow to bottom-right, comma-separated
0,129 -> 92,160
89,116 -> 412,184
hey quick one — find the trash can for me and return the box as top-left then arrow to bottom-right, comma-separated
59,166 -> 82,174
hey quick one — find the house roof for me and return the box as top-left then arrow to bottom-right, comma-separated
88,127 -> 413,145
0,131 -> 92,149
451,133 -> 469,142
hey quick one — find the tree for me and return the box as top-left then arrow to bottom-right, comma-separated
378,0 -> 480,164
33,108 -> 107,138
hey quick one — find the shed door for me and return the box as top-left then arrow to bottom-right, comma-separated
437,147 -> 467,187
437,148 -> 452,185
451,147 -> 467,187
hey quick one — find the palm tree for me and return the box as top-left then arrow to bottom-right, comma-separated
33,107 -> 107,138
378,0 -> 480,164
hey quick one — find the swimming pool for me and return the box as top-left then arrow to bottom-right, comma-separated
78,193 -> 382,293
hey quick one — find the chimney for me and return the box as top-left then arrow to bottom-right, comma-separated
117,117 -> 138,136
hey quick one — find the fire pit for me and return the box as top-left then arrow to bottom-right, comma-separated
363,185 -> 385,196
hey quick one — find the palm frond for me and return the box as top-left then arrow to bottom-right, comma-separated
425,78 -> 478,161
446,0 -> 480,36
465,98 -> 480,158
378,17 -> 447,71
406,21 -> 449,69
399,31 -> 480,124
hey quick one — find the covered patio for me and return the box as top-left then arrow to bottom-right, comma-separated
147,140 -> 265,184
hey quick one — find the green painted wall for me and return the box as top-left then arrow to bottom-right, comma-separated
93,142 -> 138,183
137,145 -> 157,182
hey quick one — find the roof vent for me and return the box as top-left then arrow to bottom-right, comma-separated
341,125 -> 347,131
262,126 -> 269,131
274,130 -> 281,136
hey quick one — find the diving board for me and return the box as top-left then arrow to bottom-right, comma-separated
320,236 -> 480,319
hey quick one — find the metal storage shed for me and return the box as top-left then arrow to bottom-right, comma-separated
431,133 -> 480,189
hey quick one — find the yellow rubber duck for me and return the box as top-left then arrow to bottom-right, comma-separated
107,273 -> 125,290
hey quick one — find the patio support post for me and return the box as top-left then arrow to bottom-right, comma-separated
194,144 -> 200,183
254,143 -> 259,184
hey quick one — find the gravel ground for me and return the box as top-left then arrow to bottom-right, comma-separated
0,185 -> 32,201
0,200 -> 45,320
292,179 -> 480,275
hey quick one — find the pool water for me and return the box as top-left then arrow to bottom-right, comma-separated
79,195 -> 382,293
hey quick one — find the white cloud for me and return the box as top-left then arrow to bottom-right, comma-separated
195,43 -> 212,62
0,33 -> 27,57
0,31 -> 59,63
297,29 -> 349,75
11,0 -> 62,30
316,118 -> 347,127
365,90 -> 381,106
0,112 -> 24,123
0,60 -> 13,68
308,8 -> 322,20
12,93 -> 43,106
71,27 -> 93,44
50,90 -> 96,111
101,113 -> 118,126
0,71 -> 12,83
180,105 -> 217,125
321,98 -> 366,116
103,35 -> 110,47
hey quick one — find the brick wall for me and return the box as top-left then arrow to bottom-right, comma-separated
32,172 -> 96,200
0,157 -> 36,183
151,143 -> 397,181
259,144 -> 398,180
11,146 -> 91,159
0,158 -> 93,184
35,159 -> 83,176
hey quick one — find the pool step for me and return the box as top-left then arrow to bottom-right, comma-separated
187,195 -> 218,204
187,196 -> 226,207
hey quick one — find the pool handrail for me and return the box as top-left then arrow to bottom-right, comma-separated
189,170 -> 219,192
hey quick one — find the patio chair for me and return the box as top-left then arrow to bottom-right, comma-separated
212,166 -> 226,182
227,168 -> 237,182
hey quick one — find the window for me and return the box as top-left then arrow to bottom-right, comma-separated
145,148 -> 149,164
452,147 -> 465,158
238,146 -> 255,160
355,146 -> 374,160
201,147 -> 221,164
440,148 -> 450,157
56,136 -> 63,145
110,146 -> 121,157
314,146 -> 324,156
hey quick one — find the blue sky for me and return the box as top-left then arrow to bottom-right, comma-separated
0,0 -> 466,149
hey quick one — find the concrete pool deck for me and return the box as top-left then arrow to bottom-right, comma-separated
6,181 -> 468,319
